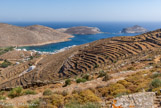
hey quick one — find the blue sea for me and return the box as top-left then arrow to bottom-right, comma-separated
8,22 -> 161,52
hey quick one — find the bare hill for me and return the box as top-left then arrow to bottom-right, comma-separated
0,23 -> 73,47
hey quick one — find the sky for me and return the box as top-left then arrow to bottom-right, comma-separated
0,0 -> 161,22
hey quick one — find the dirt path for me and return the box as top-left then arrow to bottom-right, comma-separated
4,68 -> 149,107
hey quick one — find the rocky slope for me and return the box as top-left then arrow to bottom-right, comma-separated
121,25 -> 148,33
0,23 -> 73,47
57,26 -> 102,35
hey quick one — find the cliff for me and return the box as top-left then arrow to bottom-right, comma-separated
0,23 -> 73,47
57,26 -> 102,35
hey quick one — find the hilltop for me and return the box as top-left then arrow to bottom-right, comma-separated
0,23 -> 73,47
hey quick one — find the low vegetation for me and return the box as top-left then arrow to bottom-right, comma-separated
76,78 -> 87,83
5,87 -> 37,98
0,60 -> 12,68
0,47 -> 14,56
8,87 -> 24,98
64,79 -> 71,87
43,89 -> 53,96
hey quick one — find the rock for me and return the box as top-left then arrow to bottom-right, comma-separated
57,26 -> 102,35
121,25 -> 148,33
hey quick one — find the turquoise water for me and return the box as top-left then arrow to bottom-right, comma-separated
8,22 -> 161,52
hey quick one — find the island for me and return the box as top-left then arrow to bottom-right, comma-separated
121,25 -> 148,33
0,23 -> 74,47
57,26 -> 102,35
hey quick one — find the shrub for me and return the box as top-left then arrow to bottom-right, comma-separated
24,89 -> 36,95
150,78 -> 161,88
64,79 -> 71,87
94,64 -> 99,68
76,78 -> 87,83
82,74 -> 90,81
106,56 -> 109,59
97,87 -> 110,97
102,74 -> 110,81
113,61 -> 117,63
72,89 -> 101,104
29,56 -> 34,60
117,80 -> 133,88
0,60 -> 12,68
0,95 -> 6,100
152,73 -> 161,78
108,83 -> 129,96
43,89 -> 53,96
62,90 -> 68,96
98,70 -> 106,78
8,87 -> 23,98
50,94 -> 64,107
152,87 -> 161,95
28,99 -> 40,108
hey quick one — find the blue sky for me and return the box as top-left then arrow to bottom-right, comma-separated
0,0 -> 161,22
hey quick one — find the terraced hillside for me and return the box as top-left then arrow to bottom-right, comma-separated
0,29 -> 161,90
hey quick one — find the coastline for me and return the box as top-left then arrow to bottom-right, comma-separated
16,35 -> 74,47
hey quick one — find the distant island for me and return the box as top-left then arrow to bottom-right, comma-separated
121,25 -> 148,33
57,26 -> 102,35
0,23 -> 74,47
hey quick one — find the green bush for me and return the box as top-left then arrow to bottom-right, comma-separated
0,60 -> 12,68
24,89 -> 36,95
150,78 -> 161,88
82,74 -> 90,81
43,89 -> 53,96
8,87 -> 23,98
0,47 -> 14,56
152,73 -> 161,78
94,64 -> 99,68
28,99 -> 40,108
0,95 -> 6,100
64,79 -> 71,87
76,78 -> 87,83
98,70 -> 106,78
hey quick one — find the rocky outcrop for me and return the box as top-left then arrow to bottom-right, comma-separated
0,23 -> 73,47
121,25 -> 148,33
111,92 -> 156,108
57,26 -> 102,35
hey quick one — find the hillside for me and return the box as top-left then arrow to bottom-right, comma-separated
0,23 -> 73,47
0,29 -> 161,107
0,29 -> 161,90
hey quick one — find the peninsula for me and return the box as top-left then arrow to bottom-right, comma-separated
0,23 -> 74,47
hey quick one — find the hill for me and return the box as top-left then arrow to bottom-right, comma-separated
0,29 -> 161,90
0,23 -> 73,47
121,25 -> 148,33
57,26 -> 102,35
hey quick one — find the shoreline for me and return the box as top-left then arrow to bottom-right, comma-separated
16,35 -> 74,47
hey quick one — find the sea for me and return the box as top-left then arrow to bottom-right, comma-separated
8,22 -> 161,52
